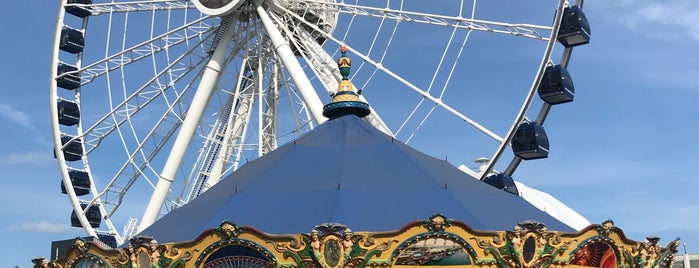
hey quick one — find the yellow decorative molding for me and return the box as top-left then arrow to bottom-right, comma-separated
45,218 -> 678,268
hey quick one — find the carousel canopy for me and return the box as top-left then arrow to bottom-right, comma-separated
138,115 -> 574,242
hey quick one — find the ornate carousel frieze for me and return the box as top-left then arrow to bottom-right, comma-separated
36,215 -> 679,268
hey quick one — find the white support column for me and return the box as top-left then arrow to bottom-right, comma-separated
261,60 -> 279,154
255,3 -> 326,124
138,17 -> 238,232
201,60 -> 248,192
230,91 -> 256,171
257,56 -> 264,157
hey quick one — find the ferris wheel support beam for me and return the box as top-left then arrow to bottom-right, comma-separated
260,59 -> 280,155
139,15 -> 239,232
202,83 -> 257,190
257,58 -> 265,157
198,60 -> 250,193
255,2 -> 326,125
230,90 -> 257,170
203,53 -> 276,191
189,32 -> 259,197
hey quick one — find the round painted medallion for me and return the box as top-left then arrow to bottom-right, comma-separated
324,239 -> 341,267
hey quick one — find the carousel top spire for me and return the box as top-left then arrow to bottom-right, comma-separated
322,45 -> 370,119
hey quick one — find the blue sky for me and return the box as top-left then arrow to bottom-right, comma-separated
1,1 -> 698,267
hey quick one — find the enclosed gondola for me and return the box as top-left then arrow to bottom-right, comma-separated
511,122 -> 549,160
483,173 -> 519,196
96,234 -> 118,248
57,99 -> 80,126
55,135 -> 83,162
59,27 -> 85,54
557,6 -> 591,47
70,203 -> 101,228
65,0 -> 92,18
538,65 -> 575,105
56,63 -> 81,90
60,169 -> 90,196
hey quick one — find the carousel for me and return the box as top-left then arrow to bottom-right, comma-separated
40,38 -> 678,268
37,217 -> 680,268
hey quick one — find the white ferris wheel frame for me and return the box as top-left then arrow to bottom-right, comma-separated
50,0 -> 584,245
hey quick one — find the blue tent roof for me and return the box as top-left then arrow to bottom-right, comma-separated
139,115 -> 574,242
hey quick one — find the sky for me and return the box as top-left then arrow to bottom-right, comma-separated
1,0 -> 698,267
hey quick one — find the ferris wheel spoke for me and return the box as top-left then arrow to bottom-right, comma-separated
139,12 -> 243,230
97,65 -> 207,218
277,0 -> 400,78
80,44 -> 209,155
199,25 -> 281,192
185,67 -> 250,200
227,82 -> 258,171
164,32 -> 254,198
274,4 -> 503,143
244,21 -> 277,156
401,15 -> 475,141
72,15 -> 214,87
185,19 -> 278,198
99,104 -> 188,218
261,61 -> 280,154
334,1 -> 402,78
80,0 -> 194,15
187,49 -> 277,199
278,65 -> 315,134
199,78 -> 261,191
223,77 -> 260,171
286,0 -> 552,41
351,14 -> 400,94
255,3 -> 326,124
394,97 -> 426,138
97,31 -> 246,223
255,55 -> 280,156
271,7 -> 393,135
270,10 -> 335,95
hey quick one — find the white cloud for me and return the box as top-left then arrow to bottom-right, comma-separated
0,103 -> 35,130
8,221 -> 72,233
634,2 -> 699,40
0,151 -> 54,165
590,0 -> 699,42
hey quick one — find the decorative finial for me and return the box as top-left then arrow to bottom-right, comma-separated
336,45 -> 355,96
339,45 -> 351,81
322,44 -> 371,119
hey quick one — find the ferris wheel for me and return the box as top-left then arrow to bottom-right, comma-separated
50,0 -> 590,245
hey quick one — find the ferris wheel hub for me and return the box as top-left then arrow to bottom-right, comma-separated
193,0 -> 246,16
